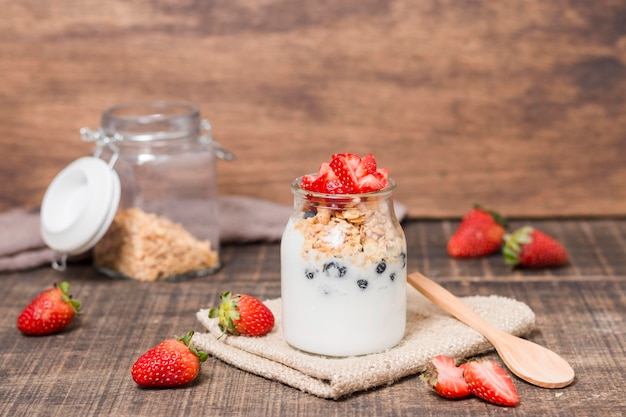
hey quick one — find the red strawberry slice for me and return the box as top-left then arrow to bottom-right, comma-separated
300,174 -> 318,191
375,167 -> 389,181
315,163 -> 345,193
463,359 -> 519,407
301,153 -> 389,194
422,355 -> 472,399
356,173 -> 386,193
355,153 -> 377,177
329,153 -> 361,193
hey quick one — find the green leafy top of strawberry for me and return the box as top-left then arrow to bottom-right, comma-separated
58,281 -> 81,313
503,226 -> 534,265
473,203 -> 508,229
178,331 -> 209,363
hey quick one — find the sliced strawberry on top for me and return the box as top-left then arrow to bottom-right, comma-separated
300,174 -> 318,191
301,153 -> 389,194
375,167 -> 389,181
355,153 -> 377,177
314,163 -> 343,193
321,176 -> 349,194
329,153 -> 361,193
356,173 -> 386,193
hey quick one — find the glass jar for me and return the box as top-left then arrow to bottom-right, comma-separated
40,101 -> 232,281
280,178 -> 407,356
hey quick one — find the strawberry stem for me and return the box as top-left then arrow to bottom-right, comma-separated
472,203 -> 508,229
57,281 -> 82,315
177,331 -> 208,363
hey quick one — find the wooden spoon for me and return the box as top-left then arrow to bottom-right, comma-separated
408,272 -> 575,388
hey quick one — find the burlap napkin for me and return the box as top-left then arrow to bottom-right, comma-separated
193,285 -> 536,399
0,196 -> 408,272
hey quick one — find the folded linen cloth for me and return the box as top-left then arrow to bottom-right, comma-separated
193,286 -> 536,399
0,196 -> 407,272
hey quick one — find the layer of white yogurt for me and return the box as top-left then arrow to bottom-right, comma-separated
280,218 -> 406,357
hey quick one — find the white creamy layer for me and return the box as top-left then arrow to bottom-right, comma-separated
281,218 -> 406,357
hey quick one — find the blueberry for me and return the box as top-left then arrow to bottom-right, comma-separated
376,261 -> 387,274
323,261 -> 347,278
390,273 -> 396,282
357,279 -> 368,290
305,269 -> 316,280
303,210 -> 316,219
400,252 -> 407,268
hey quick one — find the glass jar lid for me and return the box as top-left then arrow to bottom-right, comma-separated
40,156 -> 120,259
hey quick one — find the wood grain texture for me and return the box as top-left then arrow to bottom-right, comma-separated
1,1 -> 626,217
1,219 -> 626,416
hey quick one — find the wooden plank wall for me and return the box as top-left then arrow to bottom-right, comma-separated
1,0 -> 625,218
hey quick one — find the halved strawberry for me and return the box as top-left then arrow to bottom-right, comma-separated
422,355 -> 472,399
463,359 -> 519,407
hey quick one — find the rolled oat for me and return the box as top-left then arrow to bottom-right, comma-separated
94,208 -> 219,281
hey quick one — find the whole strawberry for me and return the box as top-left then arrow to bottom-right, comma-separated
463,359 -> 520,407
422,355 -> 471,399
17,281 -> 81,336
503,226 -> 568,268
447,206 -> 507,258
208,291 -> 275,337
131,331 -> 208,388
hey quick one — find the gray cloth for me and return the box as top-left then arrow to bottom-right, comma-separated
193,286 -> 536,399
0,196 -> 407,271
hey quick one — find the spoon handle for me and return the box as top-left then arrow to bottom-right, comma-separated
407,272 -> 506,343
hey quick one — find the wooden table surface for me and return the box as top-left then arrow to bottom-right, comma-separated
2,218 -> 626,416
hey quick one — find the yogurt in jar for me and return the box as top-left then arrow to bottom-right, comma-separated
280,175 -> 407,357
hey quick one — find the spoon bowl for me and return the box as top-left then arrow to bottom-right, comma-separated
408,272 -> 575,388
